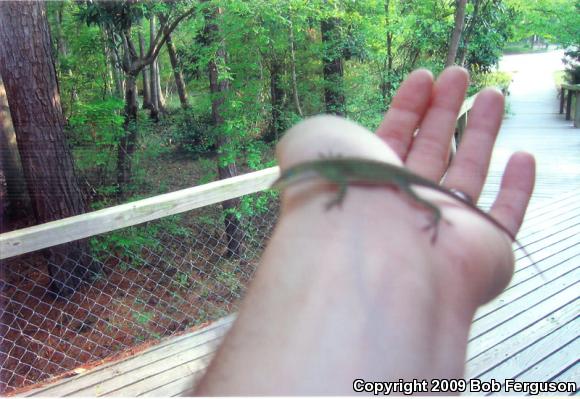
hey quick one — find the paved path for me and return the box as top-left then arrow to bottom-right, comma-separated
480,50 -> 580,209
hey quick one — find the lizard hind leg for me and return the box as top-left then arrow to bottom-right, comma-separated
399,185 -> 451,244
325,181 -> 348,210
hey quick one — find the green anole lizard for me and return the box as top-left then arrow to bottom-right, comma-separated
271,157 -> 539,273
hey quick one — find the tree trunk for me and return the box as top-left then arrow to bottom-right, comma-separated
166,32 -> 189,109
54,2 -> 69,61
52,1 -> 77,109
321,17 -> 346,116
117,73 -> 139,197
264,59 -> 284,142
0,76 -> 29,223
139,31 -> 152,109
204,4 -> 243,258
149,15 -> 160,120
381,0 -> 394,108
0,1 -> 100,296
104,27 -> 124,97
457,0 -> 485,67
289,19 -> 303,117
445,0 -> 467,67
101,28 -> 114,97
155,56 -> 166,112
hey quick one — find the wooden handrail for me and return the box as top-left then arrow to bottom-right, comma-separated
0,94 -> 479,259
0,167 -> 280,259
451,92 -> 478,156
561,83 -> 580,91
559,84 -> 580,127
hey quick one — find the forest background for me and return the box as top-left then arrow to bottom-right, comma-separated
0,0 -> 579,294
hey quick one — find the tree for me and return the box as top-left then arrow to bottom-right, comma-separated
446,0 -> 467,66
462,0 -> 514,71
0,1 -> 100,296
456,0 -> 487,67
80,1 -> 196,196
148,14 -> 165,120
202,1 -> 244,258
289,16 -> 304,117
381,0 -> 395,107
138,29 -> 152,109
321,13 -> 346,116
165,27 -> 190,109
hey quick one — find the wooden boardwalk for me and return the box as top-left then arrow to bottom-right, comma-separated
480,50 -> 580,208
465,50 -> 579,394
18,51 -> 580,396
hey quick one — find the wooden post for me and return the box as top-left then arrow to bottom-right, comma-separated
574,91 -> 580,128
566,90 -> 572,120
559,87 -> 565,114
456,112 -> 468,144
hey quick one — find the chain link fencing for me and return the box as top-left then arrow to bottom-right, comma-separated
0,193 -> 279,394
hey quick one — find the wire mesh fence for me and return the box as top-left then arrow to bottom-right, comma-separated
0,193 -> 279,394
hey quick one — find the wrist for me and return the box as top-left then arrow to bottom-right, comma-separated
198,187 -> 477,394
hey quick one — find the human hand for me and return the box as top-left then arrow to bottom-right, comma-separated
374,66 -> 535,303
276,66 -> 535,307
195,67 -> 536,395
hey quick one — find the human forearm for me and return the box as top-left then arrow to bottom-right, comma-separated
195,187 -> 477,395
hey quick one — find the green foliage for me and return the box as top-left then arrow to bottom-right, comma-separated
89,214 -> 186,270
238,190 -> 278,219
132,311 -> 154,325
215,266 -> 242,294
48,0 -> 555,227
507,0 -> 579,47
563,47 -> 580,84
463,1 -> 515,72
69,98 -> 124,147
469,70 -> 513,96
176,272 -> 190,287
164,109 -> 216,156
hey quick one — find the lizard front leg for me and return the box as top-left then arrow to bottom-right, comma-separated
398,185 -> 450,244
325,180 -> 348,210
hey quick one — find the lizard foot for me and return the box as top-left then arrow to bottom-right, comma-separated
324,196 -> 343,210
422,215 -> 452,244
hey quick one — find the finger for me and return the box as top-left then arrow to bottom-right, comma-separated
489,152 -> 536,237
406,67 -> 469,179
443,88 -> 505,202
376,69 -> 433,160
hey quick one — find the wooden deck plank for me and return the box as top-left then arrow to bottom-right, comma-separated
470,267 -> 579,340
22,315 -> 234,396
474,320 -> 578,391
517,198 -> 580,244
552,362 -> 580,389
70,339 -> 220,396
467,283 -> 578,363
491,338 -> 579,394
137,368 -> 206,397
475,227 -> 580,320
479,51 -> 580,211
104,353 -> 214,396
465,297 -> 578,378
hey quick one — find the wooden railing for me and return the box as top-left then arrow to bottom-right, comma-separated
0,94 -> 478,260
0,168 -> 279,259
559,83 -> 580,128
